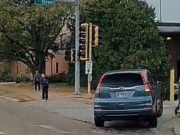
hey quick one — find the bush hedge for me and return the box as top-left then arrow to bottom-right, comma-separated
46,73 -> 68,83
0,74 -> 30,83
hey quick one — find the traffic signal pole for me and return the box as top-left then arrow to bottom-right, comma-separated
74,0 -> 81,94
88,23 -> 93,95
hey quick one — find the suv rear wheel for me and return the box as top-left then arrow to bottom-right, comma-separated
94,117 -> 104,127
156,100 -> 163,117
148,115 -> 157,128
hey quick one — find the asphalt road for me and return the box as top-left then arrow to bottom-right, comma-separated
92,106 -> 175,135
0,97 -> 176,135
0,98 -> 91,135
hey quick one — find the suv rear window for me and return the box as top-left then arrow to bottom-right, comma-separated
101,73 -> 143,87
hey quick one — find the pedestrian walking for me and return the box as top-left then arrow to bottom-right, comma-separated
33,70 -> 41,91
41,73 -> 49,101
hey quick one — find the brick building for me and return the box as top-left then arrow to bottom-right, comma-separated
9,51 -> 69,79
9,23 -> 71,79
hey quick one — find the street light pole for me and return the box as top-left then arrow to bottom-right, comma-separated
56,0 -> 81,94
74,0 -> 81,94
87,23 -> 92,95
33,0 -> 81,94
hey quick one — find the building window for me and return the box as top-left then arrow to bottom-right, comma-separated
17,65 -> 18,74
56,62 -> 59,73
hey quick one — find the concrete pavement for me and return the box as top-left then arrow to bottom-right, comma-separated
164,101 -> 180,135
0,98 -> 93,135
0,83 -> 94,123
174,117 -> 180,135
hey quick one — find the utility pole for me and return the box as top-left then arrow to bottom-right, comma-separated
74,0 -> 81,94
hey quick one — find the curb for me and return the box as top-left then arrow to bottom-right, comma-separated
0,95 -> 35,103
0,96 -> 19,102
69,93 -> 94,98
0,82 -> 16,85
71,95 -> 93,99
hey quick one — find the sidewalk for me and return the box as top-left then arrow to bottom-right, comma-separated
0,83 -> 94,123
172,101 -> 180,135
164,101 -> 180,135
174,117 -> 180,135
0,83 -> 93,104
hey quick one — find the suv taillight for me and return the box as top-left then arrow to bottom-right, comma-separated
95,75 -> 105,97
144,84 -> 151,92
141,72 -> 151,92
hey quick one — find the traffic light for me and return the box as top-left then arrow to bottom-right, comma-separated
94,26 -> 99,46
92,25 -> 102,47
64,49 -> 75,63
79,23 -> 89,61
64,50 -> 71,62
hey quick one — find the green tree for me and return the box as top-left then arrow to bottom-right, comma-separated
0,1 -> 72,74
80,0 -> 169,88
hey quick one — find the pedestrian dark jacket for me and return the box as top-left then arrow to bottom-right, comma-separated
34,73 -> 41,82
41,77 -> 49,90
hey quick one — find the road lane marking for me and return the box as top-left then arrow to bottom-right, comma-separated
92,130 -> 104,134
32,124 -> 73,134
0,96 -> 19,102
0,131 -> 8,135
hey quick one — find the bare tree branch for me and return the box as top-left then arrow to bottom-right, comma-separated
45,7 -> 74,52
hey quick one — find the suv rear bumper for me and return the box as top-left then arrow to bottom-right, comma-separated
94,108 -> 154,120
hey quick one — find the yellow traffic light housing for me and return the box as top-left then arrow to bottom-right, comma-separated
94,26 -> 99,46
79,23 -> 89,61
92,25 -> 101,47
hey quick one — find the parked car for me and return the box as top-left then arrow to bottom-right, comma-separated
94,69 -> 163,128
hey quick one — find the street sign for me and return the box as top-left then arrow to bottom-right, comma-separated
56,0 -> 75,2
34,0 -> 55,5
34,0 -> 75,5
85,61 -> 92,74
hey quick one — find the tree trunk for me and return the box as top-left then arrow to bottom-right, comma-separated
39,60 -> 45,74
34,52 -> 45,74
23,58 -> 45,77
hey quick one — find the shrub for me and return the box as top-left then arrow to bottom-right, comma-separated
13,75 -> 30,83
1,75 -> 14,82
46,73 -> 68,83
80,0 -> 170,90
